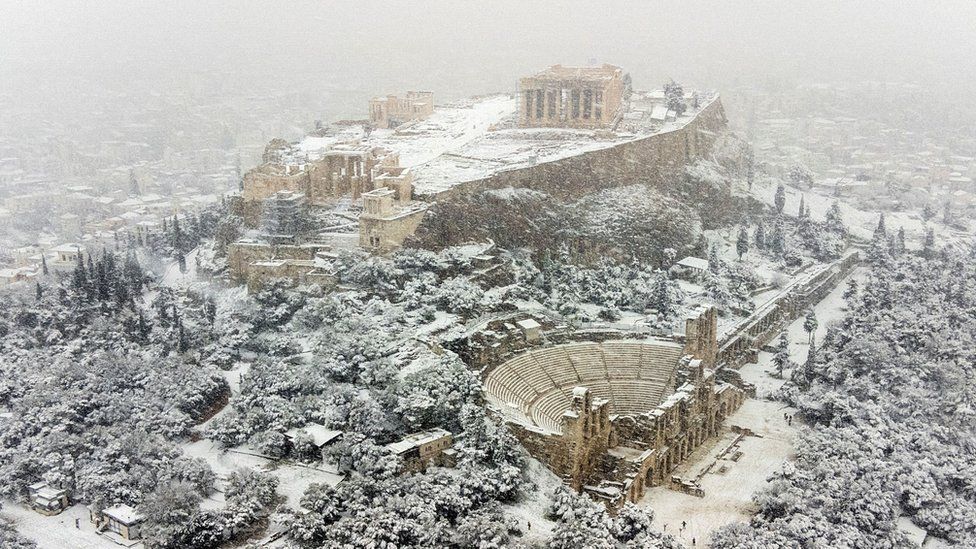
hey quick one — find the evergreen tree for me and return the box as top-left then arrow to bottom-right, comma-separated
802,333 -> 817,385
86,254 -> 95,287
115,277 -> 130,309
72,253 -> 87,291
138,311 -> 151,342
803,309 -> 818,343
772,332 -> 790,378
886,234 -> 898,258
873,213 -> 887,241
35,282 -> 43,301
922,227 -> 936,259
866,233 -> 892,266
755,222 -> 767,250
736,226 -> 750,259
41,255 -> 49,275
128,169 -> 140,196
692,233 -> 708,257
771,221 -> 785,256
652,272 -> 673,317
896,227 -> 906,256
798,195 -> 807,219
663,80 -> 686,116
708,245 -> 721,274
177,320 -> 188,353
774,183 -> 786,214
177,250 -> 187,274
825,201 -> 845,234
922,202 -> 935,221
172,215 -> 183,252
787,164 -> 814,188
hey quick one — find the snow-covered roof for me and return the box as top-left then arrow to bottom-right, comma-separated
516,318 -> 541,331
51,243 -> 82,253
103,504 -> 144,525
676,256 -> 709,271
386,428 -> 451,455
35,486 -> 65,500
284,424 -> 342,447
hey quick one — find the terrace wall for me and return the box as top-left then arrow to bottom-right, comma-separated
420,97 -> 728,203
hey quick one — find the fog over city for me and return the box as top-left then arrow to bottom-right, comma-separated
1,3 -> 975,549
4,1 -> 976,117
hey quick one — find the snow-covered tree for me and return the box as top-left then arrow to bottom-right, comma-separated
774,183 -> 786,214
663,80 -> 686,117
754,221 -> 767,250
825,201 -> 845,234
786,164 -> 814,188
736,226 -> 750,259
802,309 -> 818,343
772,332 -> 790,378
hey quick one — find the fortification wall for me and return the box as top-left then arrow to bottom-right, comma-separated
420,98 -> 728,203
226,241 -> 329,283
717,251 -> 861,368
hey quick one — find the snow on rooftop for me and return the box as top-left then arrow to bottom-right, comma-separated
284,423 -> 342,447
386,428 -> 451,455
102,504 -> 144,525
676,256 -> 709,271
516,318 -> 541,330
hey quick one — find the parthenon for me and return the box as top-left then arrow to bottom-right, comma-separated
518,64 -> 626,129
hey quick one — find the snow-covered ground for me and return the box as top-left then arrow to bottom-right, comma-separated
641,398 -> 796,547
2,501 -> 141,549
502,458 -> 560,544
160,247 -> 199,289
746,176 -> 968,252
181,355 -> 341,511
739,266 -> 864,397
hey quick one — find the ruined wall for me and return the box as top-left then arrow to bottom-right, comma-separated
226,241 -> 330,283
359,206 -> 428,254
242,169 -> 309,203
682,306 -> 719,367
717,251 -> 860,368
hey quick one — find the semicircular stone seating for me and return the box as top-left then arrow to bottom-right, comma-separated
483,340 -> 686,433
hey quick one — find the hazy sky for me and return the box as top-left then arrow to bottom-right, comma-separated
2,1 -> 975,113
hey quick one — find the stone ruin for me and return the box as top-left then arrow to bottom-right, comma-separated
478,307 -> 745,508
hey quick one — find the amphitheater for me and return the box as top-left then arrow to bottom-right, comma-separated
483,339 -> 686,433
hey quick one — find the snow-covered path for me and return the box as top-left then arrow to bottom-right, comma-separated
160,247 -> 199,289
746,177 -> 970,252
739,266 -> 864,397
